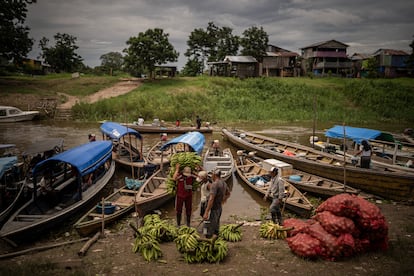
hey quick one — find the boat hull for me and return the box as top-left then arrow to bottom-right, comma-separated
123,123 -> 213,134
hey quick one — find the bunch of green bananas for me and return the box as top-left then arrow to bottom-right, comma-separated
259,221 -> 293,240
174,226 -> 200,253
132,228 -> 161,261
206,238 -> 228,263
219,223 -> 243,242
143,214 -> 162,225
139,239 -> 162,262
166,152 -> 202,195
141,214 -> 177,242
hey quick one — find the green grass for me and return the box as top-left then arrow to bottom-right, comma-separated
2,74 -> 413,124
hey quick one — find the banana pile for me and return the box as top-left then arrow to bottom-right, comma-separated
132,214 -> 177,261
259,221 -> 293,240
132,228 -> 162,261
219,223 -> 243,242
175,226 -> 228,263
166,152 -> 202,195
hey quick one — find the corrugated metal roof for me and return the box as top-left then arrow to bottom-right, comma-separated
350,53 -> 371,60
266,51 -> 299,57
224,56 -> 257,63
373,49 -> 409,56
301,39 -> 349,49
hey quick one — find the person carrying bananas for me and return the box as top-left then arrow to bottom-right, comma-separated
263,167 -> 285,225
173,163 -> 196,227
203,169 -> 231,238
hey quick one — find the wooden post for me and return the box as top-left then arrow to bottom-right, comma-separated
342,123 -> 347,191
101,197 -> 105,237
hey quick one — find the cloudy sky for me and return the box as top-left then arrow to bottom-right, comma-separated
26,0 -> 414,69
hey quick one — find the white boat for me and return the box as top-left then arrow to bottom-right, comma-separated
0,106 -> 39,123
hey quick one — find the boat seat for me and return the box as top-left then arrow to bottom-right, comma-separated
54,176 -> 76,191
113,195 -> 134,206
141,192 -> 154,197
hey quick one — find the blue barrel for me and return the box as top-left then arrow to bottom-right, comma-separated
289,175 -> 302,182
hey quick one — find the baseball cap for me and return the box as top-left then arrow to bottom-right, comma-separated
182,166 -> 192,176
196,171 -> 207,182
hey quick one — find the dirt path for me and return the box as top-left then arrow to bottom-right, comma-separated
58,79 -> 142,109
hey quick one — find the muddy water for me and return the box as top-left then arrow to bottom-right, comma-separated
1,120 -> 404,228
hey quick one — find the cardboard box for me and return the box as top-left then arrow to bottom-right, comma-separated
262,159 -> 293,177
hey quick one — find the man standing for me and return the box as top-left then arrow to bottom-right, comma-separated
196,115 -> 201,129
173,163 -> 195,227
263,167 -> 285,225
203,169 -> 230,238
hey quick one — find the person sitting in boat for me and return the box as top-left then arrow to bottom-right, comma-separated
88,133 -> 96,142
175,119 -> 180,128
211,140 -> 221,156
355,140 -> 372,169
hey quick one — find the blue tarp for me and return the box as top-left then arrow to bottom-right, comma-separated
325,125 -> 395,144
160,131 -> 205,155
100,121 -> 142,140
33,141 -> 113,177
0,156 -> 18,179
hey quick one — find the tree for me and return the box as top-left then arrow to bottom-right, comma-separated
38,33 -> 83,73
100,51 -> 124,75
365,57 -> 379,78
185,22 -> 239,75
240,26 -> 269,63
123,28 -> 179,78
0,0 -> 36,64
181,57 -> 204,76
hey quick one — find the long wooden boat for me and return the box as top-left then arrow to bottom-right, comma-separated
74,169 -> 172,236
223,128 -> 414,201
235,154 -> 313,218
123,123 -> 213,134
101,121 -> 151,178
146,140 -> 173,168
203,148 -> 235,182
322,125 -> 414,166
236,151 -> 360,198
0,141 -> 115,244
0,138 -> 65,225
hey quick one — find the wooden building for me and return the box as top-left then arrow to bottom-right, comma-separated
262,45 -> 299,77
372,49 -> 409,78
208,56 -> 258,78
301,40 -> 352,77
155,65 -> 177,77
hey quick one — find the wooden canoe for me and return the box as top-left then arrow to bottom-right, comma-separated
202,148 -> 235,182
235,154 -> 314,218
223,128 -> 414,202
74,169 -> 173,237
237,153 -> 361,198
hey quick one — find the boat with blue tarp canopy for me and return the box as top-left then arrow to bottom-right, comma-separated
33,141 -> 113,177
100,121 -> 148,178
325,125 -> 396,144
160,131 -> 205,155
100,121 -> 142,140
0,141 -> 115,244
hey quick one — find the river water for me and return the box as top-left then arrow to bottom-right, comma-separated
0,120 -> 408,228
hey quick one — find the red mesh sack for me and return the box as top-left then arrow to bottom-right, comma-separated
283,218 -> 313,237
286,233 -> 321,259
353,196 -> 388,235
314,210 -> 358,237
336,233 -> 355,258
316,193 -> 360,218
306,221 -> 339,260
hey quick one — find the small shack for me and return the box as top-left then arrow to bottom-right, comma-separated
208,56 -> 258,78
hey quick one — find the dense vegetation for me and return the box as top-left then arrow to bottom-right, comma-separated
71,76 -> 414,125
